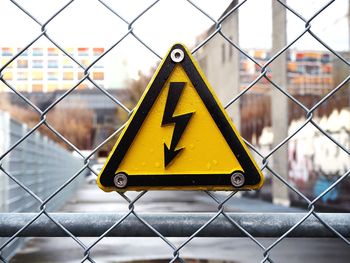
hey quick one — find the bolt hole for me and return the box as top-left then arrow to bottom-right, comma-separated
231,172 -> 245,188
171,49 -> 184,62
114,173 -> 128,188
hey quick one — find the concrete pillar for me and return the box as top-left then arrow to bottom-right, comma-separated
271,0 -> 290,206
348,0 -> 350,107
226,0 -> 241,132
348,0 -> 350,51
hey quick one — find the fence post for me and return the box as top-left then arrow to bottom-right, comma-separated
271,0 -> 290,206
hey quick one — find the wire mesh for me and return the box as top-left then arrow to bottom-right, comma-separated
0,0 -> 349,262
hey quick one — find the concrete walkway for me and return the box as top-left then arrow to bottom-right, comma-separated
10,182 -> 349,263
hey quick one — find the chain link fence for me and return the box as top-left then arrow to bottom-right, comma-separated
0,0 -> 350,262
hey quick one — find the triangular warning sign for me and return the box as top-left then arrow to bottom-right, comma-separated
97,43 -> 264,192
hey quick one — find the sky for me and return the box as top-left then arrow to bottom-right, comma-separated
0,0 -> 349,79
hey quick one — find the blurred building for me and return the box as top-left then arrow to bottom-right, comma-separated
197,44 -> 334,96
197,43 -> 336,137
195,16 -> 338,145
0,47 -> 108,92
194,0 -> 240,130
240,49 -> 333,95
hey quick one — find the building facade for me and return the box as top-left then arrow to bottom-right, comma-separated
239,49 -> 333,95
197,42 -> 334,96
0,47 -> 106,92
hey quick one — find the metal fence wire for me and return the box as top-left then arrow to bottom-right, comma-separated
0,0 -> 350,262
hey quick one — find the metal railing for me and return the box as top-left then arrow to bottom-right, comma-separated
0,111 -> 83,259
0,0 -> 349,262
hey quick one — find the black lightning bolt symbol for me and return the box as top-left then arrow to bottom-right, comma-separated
162,82 -> 194,167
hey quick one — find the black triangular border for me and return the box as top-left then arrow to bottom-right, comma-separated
99,44 -> 262,189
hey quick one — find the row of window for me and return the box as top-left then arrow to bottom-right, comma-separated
0,83 -> 98,92
238,50 -> 331,63
1,47 -> 104,57
295,52 -> 330,63
240,73 -> 333,86
287,63 -> 332,75
240,61 -> 332,75
2,59 -> 103,69
2,71 -> 104,81
290,76 -> 333,85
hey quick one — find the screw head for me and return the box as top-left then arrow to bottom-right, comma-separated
114,173 -> 128,189
171,49 -> 184,63
231,172 -> 245,188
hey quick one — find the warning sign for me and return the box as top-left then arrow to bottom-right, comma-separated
97,43 -> 264,191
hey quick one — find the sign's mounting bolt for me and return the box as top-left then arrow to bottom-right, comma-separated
171,49 -> 184,63
114,173 -> 128,188
231,172 -> 245,188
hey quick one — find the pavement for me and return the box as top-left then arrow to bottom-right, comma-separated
10,181 -> 350,263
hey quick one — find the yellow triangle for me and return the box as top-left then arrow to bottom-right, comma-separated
119,64 -> 242,174
97,44 -> 264,191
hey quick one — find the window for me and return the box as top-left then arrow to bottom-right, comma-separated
229,37 -> 233,59
48,47 -> 59,56
63,72 -> 74,80
63,58 -> 73,68
48,72 -> 58,81
288,62 -> 297,73
305,65 -> 319,75
321,53 -> 330,63
78,47 -> 89,56
2,48 -> 13,56
32,84 -> 43,92
17,48 -> 28,56
16,84 -> 28,91
17,72 -> 28,81
17,60 -> 28,68
65,48 -> 74,56
32,60 -> 43,68
3,72 -> 13,81
77,83 -> 88,90
1,59 -> 12,68
240,60 -> 250,72
323,77 -> 332,85
322,65 -> 332,74
48,60 -> 58,68
93,72 -> 104,80
80,59 -> 90,67
78,72 -> 86,79
47,83 -> 58,91
297,65 -> 304,74
32,71 -> 43,80
93,47 -> 104,56
94,62 -> 104,68
295,52 -> 304,61
33,48 -> 43,56
221,43 -> 225,64
254,50 -> 266,60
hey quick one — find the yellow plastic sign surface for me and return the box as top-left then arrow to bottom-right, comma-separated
97,44 -> 264,191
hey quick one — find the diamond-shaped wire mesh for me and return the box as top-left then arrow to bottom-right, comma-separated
0,0 -> 349,262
